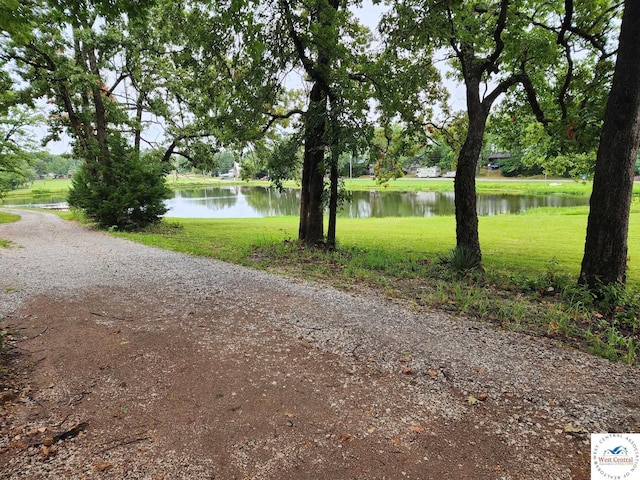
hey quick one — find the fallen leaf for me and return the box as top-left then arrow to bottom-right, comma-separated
38,427 -> 47,433
367,427 -> 375,433
478,393 -> 488,401
340,434 -> 352,442
473,367 -> 486,374
402,367 -> 413,375
425,369 -> 439,378
492,465 -> 503,472
391,437 -> 401,445
399,356 -> 411,363
284,412 -> 295,418
467,396 -> 479,405
408,425 -> 425,433
94,462 -> 114,472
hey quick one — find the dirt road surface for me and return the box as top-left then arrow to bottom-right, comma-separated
1,210 -> 639,479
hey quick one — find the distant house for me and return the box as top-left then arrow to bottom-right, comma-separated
416,166 -> 441,178
220,162 -> 242,180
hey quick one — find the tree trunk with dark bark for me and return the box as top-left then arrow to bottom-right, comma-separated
579,1 -> 640,288
327,149 -> 339,249
455,76 -> 487,263
299,80 -> 327,245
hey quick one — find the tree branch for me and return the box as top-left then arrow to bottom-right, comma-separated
482,0 -> 510,74
278,0 -> 319,80
107,73 -> 128,97
260,108 -> 305,135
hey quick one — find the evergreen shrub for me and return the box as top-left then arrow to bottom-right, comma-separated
68,147 -> 170,231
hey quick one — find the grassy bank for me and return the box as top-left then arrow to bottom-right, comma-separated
341,177 -> 600,196
6,175 -> 632,200
1,176 -> 271,200
115,205 -> 640,364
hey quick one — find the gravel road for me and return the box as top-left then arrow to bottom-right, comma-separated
0,210 -> 639,479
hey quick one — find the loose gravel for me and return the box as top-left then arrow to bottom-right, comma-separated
0,210 -> 639,479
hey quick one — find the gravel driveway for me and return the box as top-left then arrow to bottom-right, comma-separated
0,210 -> 639,479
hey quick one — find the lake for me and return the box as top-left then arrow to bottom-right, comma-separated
1,186 -> 590,218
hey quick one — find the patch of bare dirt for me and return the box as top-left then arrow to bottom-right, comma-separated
2,289 -> 589,479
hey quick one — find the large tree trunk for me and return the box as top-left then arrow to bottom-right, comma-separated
327,149 -> 339,249
299,80 -> 326,245
579,1 -> 640,288
455,77 -> 487,262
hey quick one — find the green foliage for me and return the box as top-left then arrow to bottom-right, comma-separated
31,152 -> 79,177
68,147 -> 170,231
263,134 -> 303,189
494,154 -> 544,177
0,106 -> 43,195
440,245 -> 482,273
488,113 -> 596,178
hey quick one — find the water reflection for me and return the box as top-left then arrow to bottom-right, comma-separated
164,186 -> 589,218
1,185 -> 590,218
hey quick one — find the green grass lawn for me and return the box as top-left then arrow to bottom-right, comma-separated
116,205 -> 640,364
119,206 -> 639,286
5,178 -> 73,197
0,211 -> 20,248
0,211 -> 20,224
341,177 -> 600,196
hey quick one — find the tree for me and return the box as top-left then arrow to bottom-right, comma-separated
0,106 -> 41,195
493,0 -> 620,181
2,0 -> 170,228
174,0 -> 375,247
383,0 -> 541,263
579,0 -> 640,288
383,0 -> 619,264
487,113 -> 591,178
273,0 -> 375,247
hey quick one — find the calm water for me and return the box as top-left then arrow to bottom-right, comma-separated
2,186 -> 590,218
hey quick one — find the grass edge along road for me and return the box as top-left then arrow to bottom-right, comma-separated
0,211 -> 19,248
110,205 -> 640,365
2,180 -> 640,364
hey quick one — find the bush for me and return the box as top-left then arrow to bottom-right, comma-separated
440,245 -> 482,273
68,147 -> 170,231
